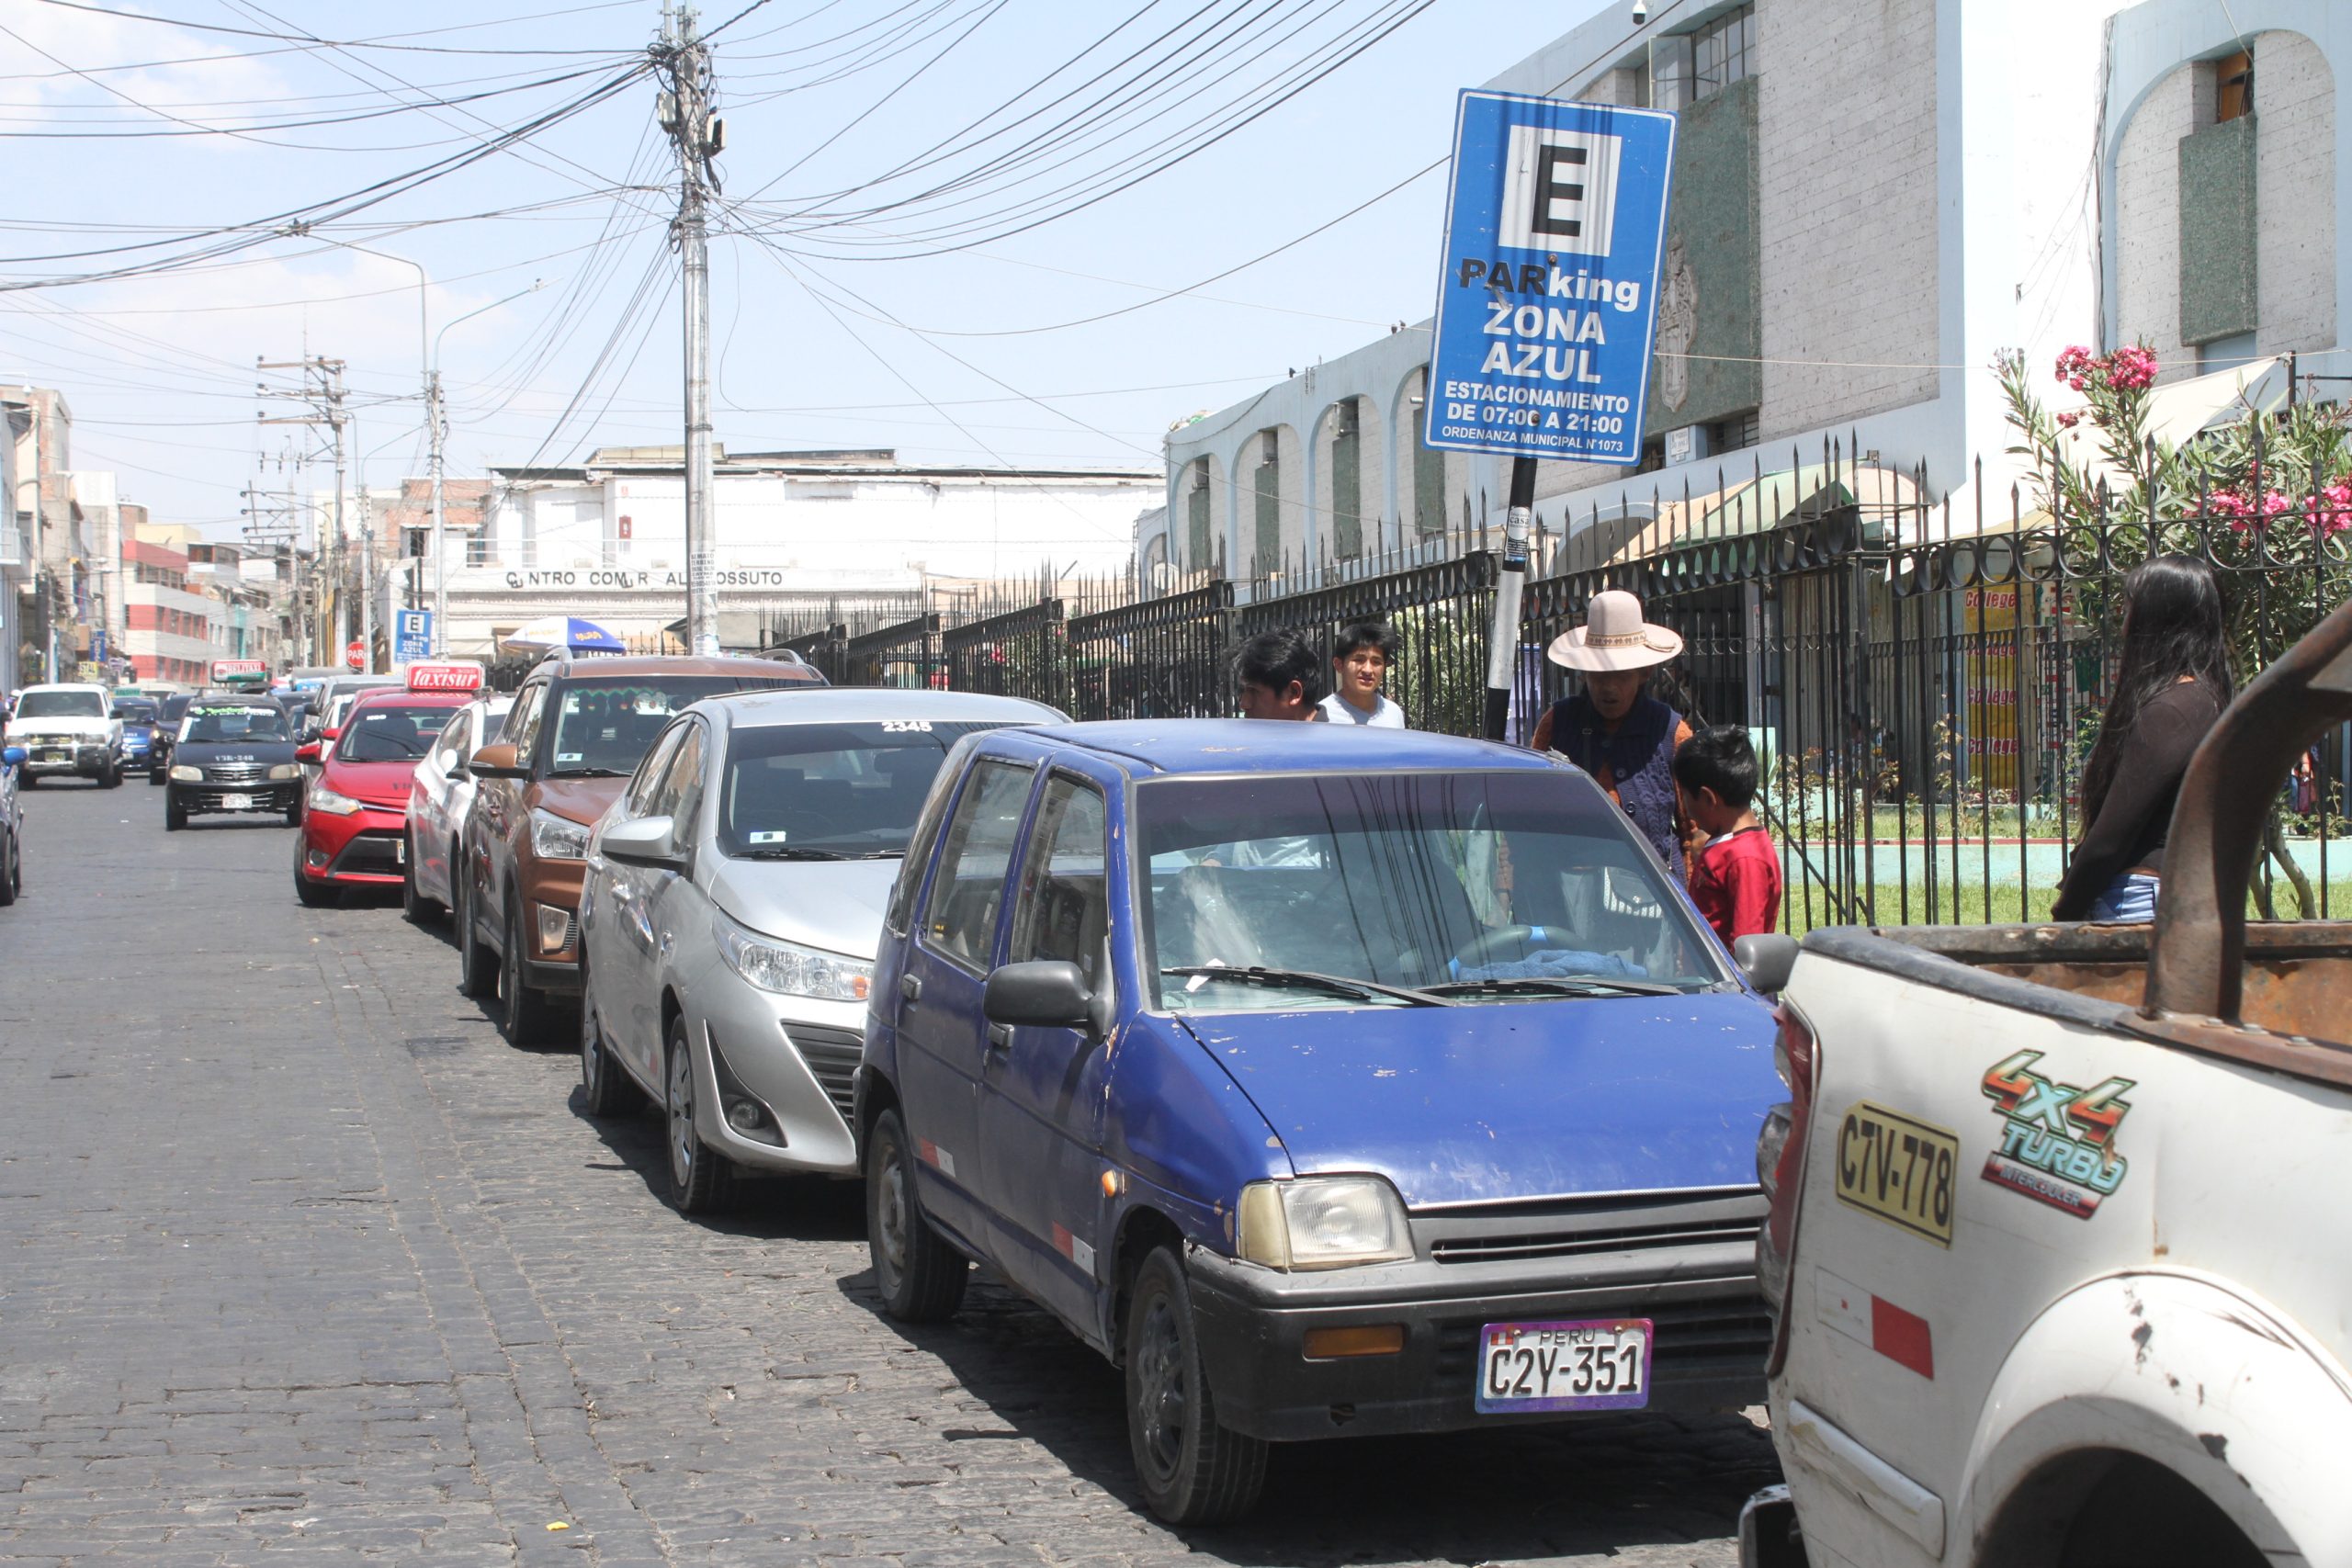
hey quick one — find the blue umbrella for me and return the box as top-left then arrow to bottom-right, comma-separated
501,615 -> 627,655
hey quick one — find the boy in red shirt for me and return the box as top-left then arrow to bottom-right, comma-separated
1671,724 -> 1782,945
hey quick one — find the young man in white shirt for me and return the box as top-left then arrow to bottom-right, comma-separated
1317,620 -> 1407,728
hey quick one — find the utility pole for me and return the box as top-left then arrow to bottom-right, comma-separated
428,367 -> 447,658
658,3 -> 724,657
259,355 -> 348,669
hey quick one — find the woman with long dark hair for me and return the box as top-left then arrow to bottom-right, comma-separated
2052,555 -> 2233,921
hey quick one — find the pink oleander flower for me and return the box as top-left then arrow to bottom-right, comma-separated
2302,481 -> 2352,536
2055,411 -> 2079,429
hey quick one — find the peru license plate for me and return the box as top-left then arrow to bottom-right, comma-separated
1475,1317 -> 1651,1413
221,793 -> 252,809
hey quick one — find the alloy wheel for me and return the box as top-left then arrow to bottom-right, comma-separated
1133,1295 -> 1189,1484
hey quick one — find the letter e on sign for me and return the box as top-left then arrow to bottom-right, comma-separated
1499,126 -> 1621,254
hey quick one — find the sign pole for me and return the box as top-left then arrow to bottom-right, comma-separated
1484,456 -> 1536,740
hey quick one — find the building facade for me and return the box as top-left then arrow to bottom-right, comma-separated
121,536 -> 219,684
2105,3 -> 2347,381
419,446 -> 1158,658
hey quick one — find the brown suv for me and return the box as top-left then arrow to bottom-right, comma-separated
458,652 -> 823,1043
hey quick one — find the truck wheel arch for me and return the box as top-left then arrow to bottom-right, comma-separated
1959,1271 -> 2348,1567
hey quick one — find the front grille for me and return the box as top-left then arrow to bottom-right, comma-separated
329,829 -> 406,874
783,1022 -> 863,1123
187,784 -> 296,812
205,762 -> 268,785
1429,1213 -> 1761,1266
1417,1188 -> 1767,1267
1433,1297 -> 1773,1385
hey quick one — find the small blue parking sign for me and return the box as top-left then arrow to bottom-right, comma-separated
395,609 -> 433,662
1424,91 -> 1675,466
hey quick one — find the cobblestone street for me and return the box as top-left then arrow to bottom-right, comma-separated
0,786 -> 1781,1566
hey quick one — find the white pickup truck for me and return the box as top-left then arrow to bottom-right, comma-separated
1736,596 -> 2352,1568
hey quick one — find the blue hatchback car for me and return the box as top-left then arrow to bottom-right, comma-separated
858,720 -> 1783,1523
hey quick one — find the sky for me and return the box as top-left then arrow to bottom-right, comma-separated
0,0 -> 1616,541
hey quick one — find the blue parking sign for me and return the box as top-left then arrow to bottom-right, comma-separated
1424,91 -> 1675,466
395,610 -> 433,662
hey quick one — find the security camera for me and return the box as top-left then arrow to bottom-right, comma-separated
1631,0 -> 1647,20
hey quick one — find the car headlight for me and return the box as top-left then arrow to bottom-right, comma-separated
308,783 -> 364,816
529,807 -> 591,860
713,908 -> 871,1000
1236,1177 -> 1413,1270
170,764 -> 203,783
267,763 -> 300,781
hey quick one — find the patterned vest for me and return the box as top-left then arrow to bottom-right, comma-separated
1546,692 -> 1685,881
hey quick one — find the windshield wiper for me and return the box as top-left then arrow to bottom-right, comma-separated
545,766 -> 629,779
731,845 -> 848,861
1159,965 -> 1453,1007
1424,976 -> 1689,998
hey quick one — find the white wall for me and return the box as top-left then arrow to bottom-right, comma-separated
2256,29 -> 2338,355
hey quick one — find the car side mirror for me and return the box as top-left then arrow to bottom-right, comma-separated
1734,933 -> 1800,995
2,746 -> 22,769
984,960 -> 1095,1032
601,813 -> 686,870
322,726 -> 343,742
295,741 -> 322,763
468,742 -> 527,779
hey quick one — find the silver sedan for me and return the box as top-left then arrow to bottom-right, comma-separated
576,686 -> 1066,1214
403,693 -> 514,920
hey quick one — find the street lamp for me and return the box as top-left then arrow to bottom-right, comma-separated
283,232 -> 427,673
430,280 -> 546,658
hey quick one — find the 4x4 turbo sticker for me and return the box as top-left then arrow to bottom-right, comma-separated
1979,1050 -> 2134,1218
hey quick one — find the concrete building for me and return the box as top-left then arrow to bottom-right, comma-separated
1157,0 -> 2352,574
121,535 -> 219,685
2105,2 -> 2348,381
0,405 -> 25,694
424,446 -> 1158,658
3,387 -> 88,682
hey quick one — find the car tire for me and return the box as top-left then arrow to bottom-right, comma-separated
1125,1246 -> 1267,1526
293,856 -> 336,908
865,1106 -> 968,1322
99,760 -> 120,789
164,793 -> 187,832
284,799 -> 302,828
664,1015 -> 727,1214
148,766 -> 165,786
17,773 -> 33,789
0,831 -> 17,907
578,966 -> 643,1118
457,870 -> 500,999
401,831 -> 443,922
500,898 -> 560,1046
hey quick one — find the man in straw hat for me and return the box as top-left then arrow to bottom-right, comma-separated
1529,589 -> 1695,881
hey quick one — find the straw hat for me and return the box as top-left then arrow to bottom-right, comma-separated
1545,589 -> 1684,671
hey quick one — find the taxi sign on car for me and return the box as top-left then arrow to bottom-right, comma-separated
405,661 -> 483,694
209,659 -> 271,690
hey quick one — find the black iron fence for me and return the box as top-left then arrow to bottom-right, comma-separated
748,445 -> 2348,931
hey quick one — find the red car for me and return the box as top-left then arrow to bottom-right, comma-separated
294,685 -> 476,908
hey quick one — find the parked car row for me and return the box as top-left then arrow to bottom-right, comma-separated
324,654 -> 1792,1527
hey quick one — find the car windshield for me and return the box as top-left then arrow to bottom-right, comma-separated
182,704 -> 289,743
114,703 -> 157,724
17,690 -> 104,720
1137,770 -> 1729,1011
159,695 -> 190,725
336,703 -> 455,762
719,720 -> 1008,858
547,676 -> 794,776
